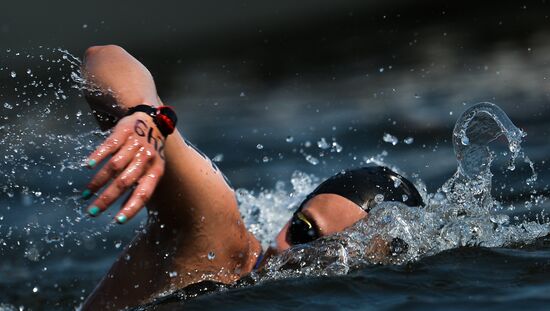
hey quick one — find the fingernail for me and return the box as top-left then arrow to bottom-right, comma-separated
116,214 -> 127,224
88,205 -> 101,216
88,159 -> 97,168
81,189 -> 93,200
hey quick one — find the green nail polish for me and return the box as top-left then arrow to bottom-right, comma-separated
88,206 -> 100,216
116,214 -> 127,224
88,159 -> 97,168
81,189 -> 92,200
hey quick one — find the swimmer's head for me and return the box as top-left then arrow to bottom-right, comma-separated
269,166 -> 424,254
298,166 -> 423,214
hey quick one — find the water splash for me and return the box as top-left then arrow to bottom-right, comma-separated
442,102 -> 530,216
0,48 -> 118,259
1,48 -> 548,308
239,102 -> 548,282
237,171 -> 318,244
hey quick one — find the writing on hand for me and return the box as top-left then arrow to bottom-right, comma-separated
82,114 -> 166,224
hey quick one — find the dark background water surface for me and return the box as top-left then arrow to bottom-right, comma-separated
1,1 -> 550,310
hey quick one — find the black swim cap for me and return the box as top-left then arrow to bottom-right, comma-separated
296,166 -> 424,213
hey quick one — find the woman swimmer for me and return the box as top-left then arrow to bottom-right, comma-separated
79,45 -> 424,310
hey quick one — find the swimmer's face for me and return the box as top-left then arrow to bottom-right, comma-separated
270,193 -> 367,254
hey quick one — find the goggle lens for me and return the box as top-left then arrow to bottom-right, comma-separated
287,212 -> 320,245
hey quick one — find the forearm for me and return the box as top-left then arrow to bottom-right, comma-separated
82,45 -> 160,126
82,45 -> 236,225
81,44 -> 259,262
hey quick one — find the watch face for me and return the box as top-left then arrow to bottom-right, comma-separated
155,107 -> 177,136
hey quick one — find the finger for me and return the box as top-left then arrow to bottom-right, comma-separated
86,148 -> 152,217
115,162 -> 164,223
84,138 -> 141,195
85,127 -> 132,169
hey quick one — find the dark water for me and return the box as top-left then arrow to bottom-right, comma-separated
150,243 -> 550,311
1,32 -> 550,310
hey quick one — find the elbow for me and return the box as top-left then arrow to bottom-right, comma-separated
83,44 -> 126,62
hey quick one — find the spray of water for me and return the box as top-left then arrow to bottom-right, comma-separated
237,102 -> 548,283
0,48 -> 548,308
0,48 -> 118,263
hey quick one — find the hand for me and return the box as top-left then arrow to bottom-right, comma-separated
364,235 -> 409,264
82,112 -> 166,224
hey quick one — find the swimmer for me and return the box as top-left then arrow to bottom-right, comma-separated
79,45 -> 424,310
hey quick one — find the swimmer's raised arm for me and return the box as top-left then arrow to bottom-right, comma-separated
81,45 -> 167,223
81,45 -> 160,128
80,45 -> 261,310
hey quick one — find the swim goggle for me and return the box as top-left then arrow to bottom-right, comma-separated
287,210 -> 409,257
287,211 -> 321,245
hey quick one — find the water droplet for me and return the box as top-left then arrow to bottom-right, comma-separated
32,287 -> 39,293
285,136 -> 294,143
374,194 -> 385,203
168,271 -> 178,278
207,251 -> 216,260
212,154 -> 224,162
379,67 -> 385,73
10,71 -> 16,78
393,178 -> 402,188
317,137 -> 330,149
382,133 -> 398,145
262,156 -> 270,163
256,144 -> 264,150
402,194 -> 409,202
490,214 -> 509,225
509,141 -> 519,153
404,137 -> 414,144
461,135 -> 470,146
4,102 -> 13,110
305,155 -> 319,165
331,141 -> 343,153
25,245 -> 40,261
